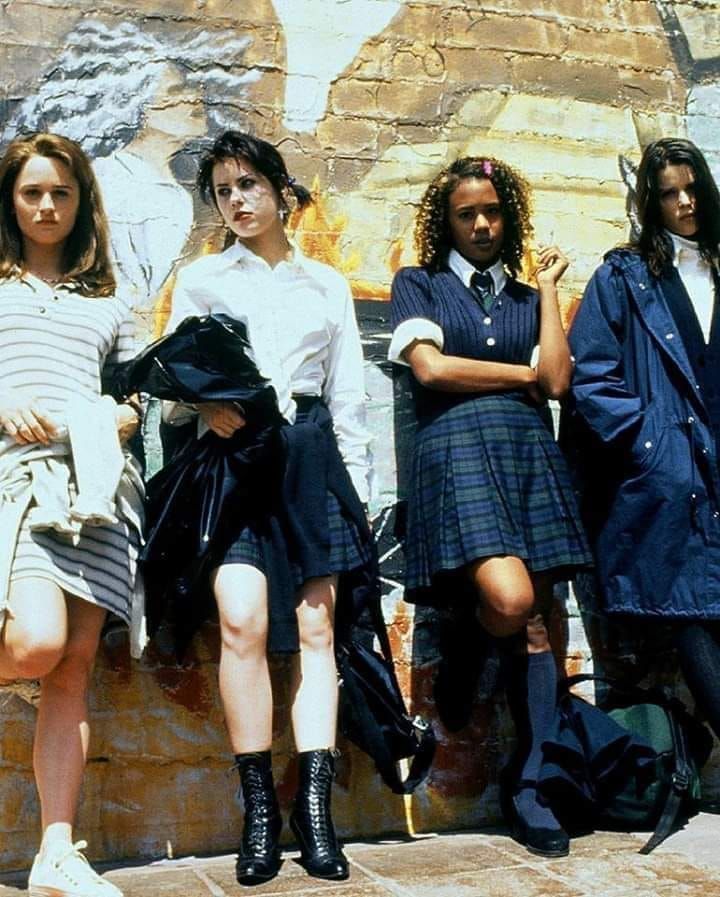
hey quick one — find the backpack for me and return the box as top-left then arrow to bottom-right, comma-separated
336,637 -> 436,794
555,674 -> 713,853
334,573 -> 436,795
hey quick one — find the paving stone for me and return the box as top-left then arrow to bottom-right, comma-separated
3,828 -> 720,896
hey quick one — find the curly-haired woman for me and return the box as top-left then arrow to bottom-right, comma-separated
389,157 -> 591,857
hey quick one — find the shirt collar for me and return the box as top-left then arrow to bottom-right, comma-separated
216,238 -> 327,286
666,230 -> 703,268
448,248 -> 507,294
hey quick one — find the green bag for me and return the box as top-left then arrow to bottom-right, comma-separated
564,675 -> 713,853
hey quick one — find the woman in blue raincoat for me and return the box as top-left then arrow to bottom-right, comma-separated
568,137 -> 720,737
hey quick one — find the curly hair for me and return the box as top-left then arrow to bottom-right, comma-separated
414,156 -> 533,275
633,137 -> 720,277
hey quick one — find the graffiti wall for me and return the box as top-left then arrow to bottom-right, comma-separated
1,0 -> 719,872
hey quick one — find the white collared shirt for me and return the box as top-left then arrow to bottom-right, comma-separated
164,240 -> 370,502
668,231 -> 716,344
447,249 -> 508,295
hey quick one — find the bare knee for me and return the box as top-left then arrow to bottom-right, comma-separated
298,608 -> 334,654
479,588 -> 534,638
219,602 -> 268,659
5,626 -> 66,679
213,565 -> 268,659
297,579 -> 335,654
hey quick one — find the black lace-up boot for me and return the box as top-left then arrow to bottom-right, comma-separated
289,749 -> 349,880
234,751 -> 283,885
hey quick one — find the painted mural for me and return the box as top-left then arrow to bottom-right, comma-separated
1,0 -> 720,871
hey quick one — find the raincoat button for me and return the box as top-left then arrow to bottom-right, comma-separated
486,337 -> 496,346
644,440 -> 652,449
665,332 -> 674,340
688,416 -> 695,424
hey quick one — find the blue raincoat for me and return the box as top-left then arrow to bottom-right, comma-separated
567,248 -> 720,619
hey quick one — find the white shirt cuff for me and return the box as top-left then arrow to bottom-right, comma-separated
388,318 -> 444,365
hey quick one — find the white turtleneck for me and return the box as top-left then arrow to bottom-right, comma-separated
668,230 -> 716,344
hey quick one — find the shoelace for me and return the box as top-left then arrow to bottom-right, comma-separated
53,840 -> 91,868
299,767 -> 338,853
241,766 -> 279,854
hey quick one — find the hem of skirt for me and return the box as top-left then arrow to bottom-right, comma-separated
605,604 -> 720,621
9,571 -> 131,624
404,553 -> 593,605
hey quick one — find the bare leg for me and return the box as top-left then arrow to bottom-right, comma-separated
468,556 -> 536,639
289,576 -> 347,880
212,563 -> 273,753
34,596 -> 106,840
0,578 -> 67,681
291,576 -> 338,752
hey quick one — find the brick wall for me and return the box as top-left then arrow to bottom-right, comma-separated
1,0 -> 719,873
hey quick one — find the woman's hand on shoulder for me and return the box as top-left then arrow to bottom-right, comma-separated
0,391 -> 57,445
197,401 -> 246,438
533,245 -> 569,290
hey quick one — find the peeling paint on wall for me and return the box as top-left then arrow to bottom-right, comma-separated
1,0 -> 720,873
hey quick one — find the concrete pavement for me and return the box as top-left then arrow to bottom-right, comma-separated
2,815 -> 720,897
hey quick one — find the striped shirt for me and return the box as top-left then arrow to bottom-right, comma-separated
0,274 -> 143,622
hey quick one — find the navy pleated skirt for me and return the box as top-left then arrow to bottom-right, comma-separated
222,399 -> 366,586
224,491 -> 365,582
404,393 -> 591,602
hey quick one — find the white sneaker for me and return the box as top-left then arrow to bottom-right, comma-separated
28,840 -> 123,897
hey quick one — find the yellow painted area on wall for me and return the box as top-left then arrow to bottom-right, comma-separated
1,0 -> 720,874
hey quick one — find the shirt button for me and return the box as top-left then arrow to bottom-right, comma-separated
39,307 -> 46,314
702,448 -> 709,454
638,282 -> 646,290
714,511 -> 720,519
665,332 -> 674,340
486,337 -> 496,347
483,316 -> 492,325
644,440 -> 652,449
688,416 -> 695,424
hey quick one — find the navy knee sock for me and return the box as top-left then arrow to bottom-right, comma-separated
510,650 -> 562,831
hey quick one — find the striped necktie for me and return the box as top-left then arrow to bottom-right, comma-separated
470,269 -> 495,313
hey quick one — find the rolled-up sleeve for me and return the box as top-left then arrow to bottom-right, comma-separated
389,267 -> 444,365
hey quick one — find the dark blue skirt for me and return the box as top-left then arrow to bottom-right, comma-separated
224,491 -> 365,582
220,397 -> 367,592
405,393 -> 591,601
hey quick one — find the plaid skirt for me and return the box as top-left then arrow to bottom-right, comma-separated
405,394 -> 591,599
223,490 -> 365,584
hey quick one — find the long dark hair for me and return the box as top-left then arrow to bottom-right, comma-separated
0,132 -> 115,296
414,156 -> 533,276
197,131 -> 313,223
634,137 -> 720,277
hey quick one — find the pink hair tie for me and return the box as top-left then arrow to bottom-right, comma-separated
482,160 -> 494,177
